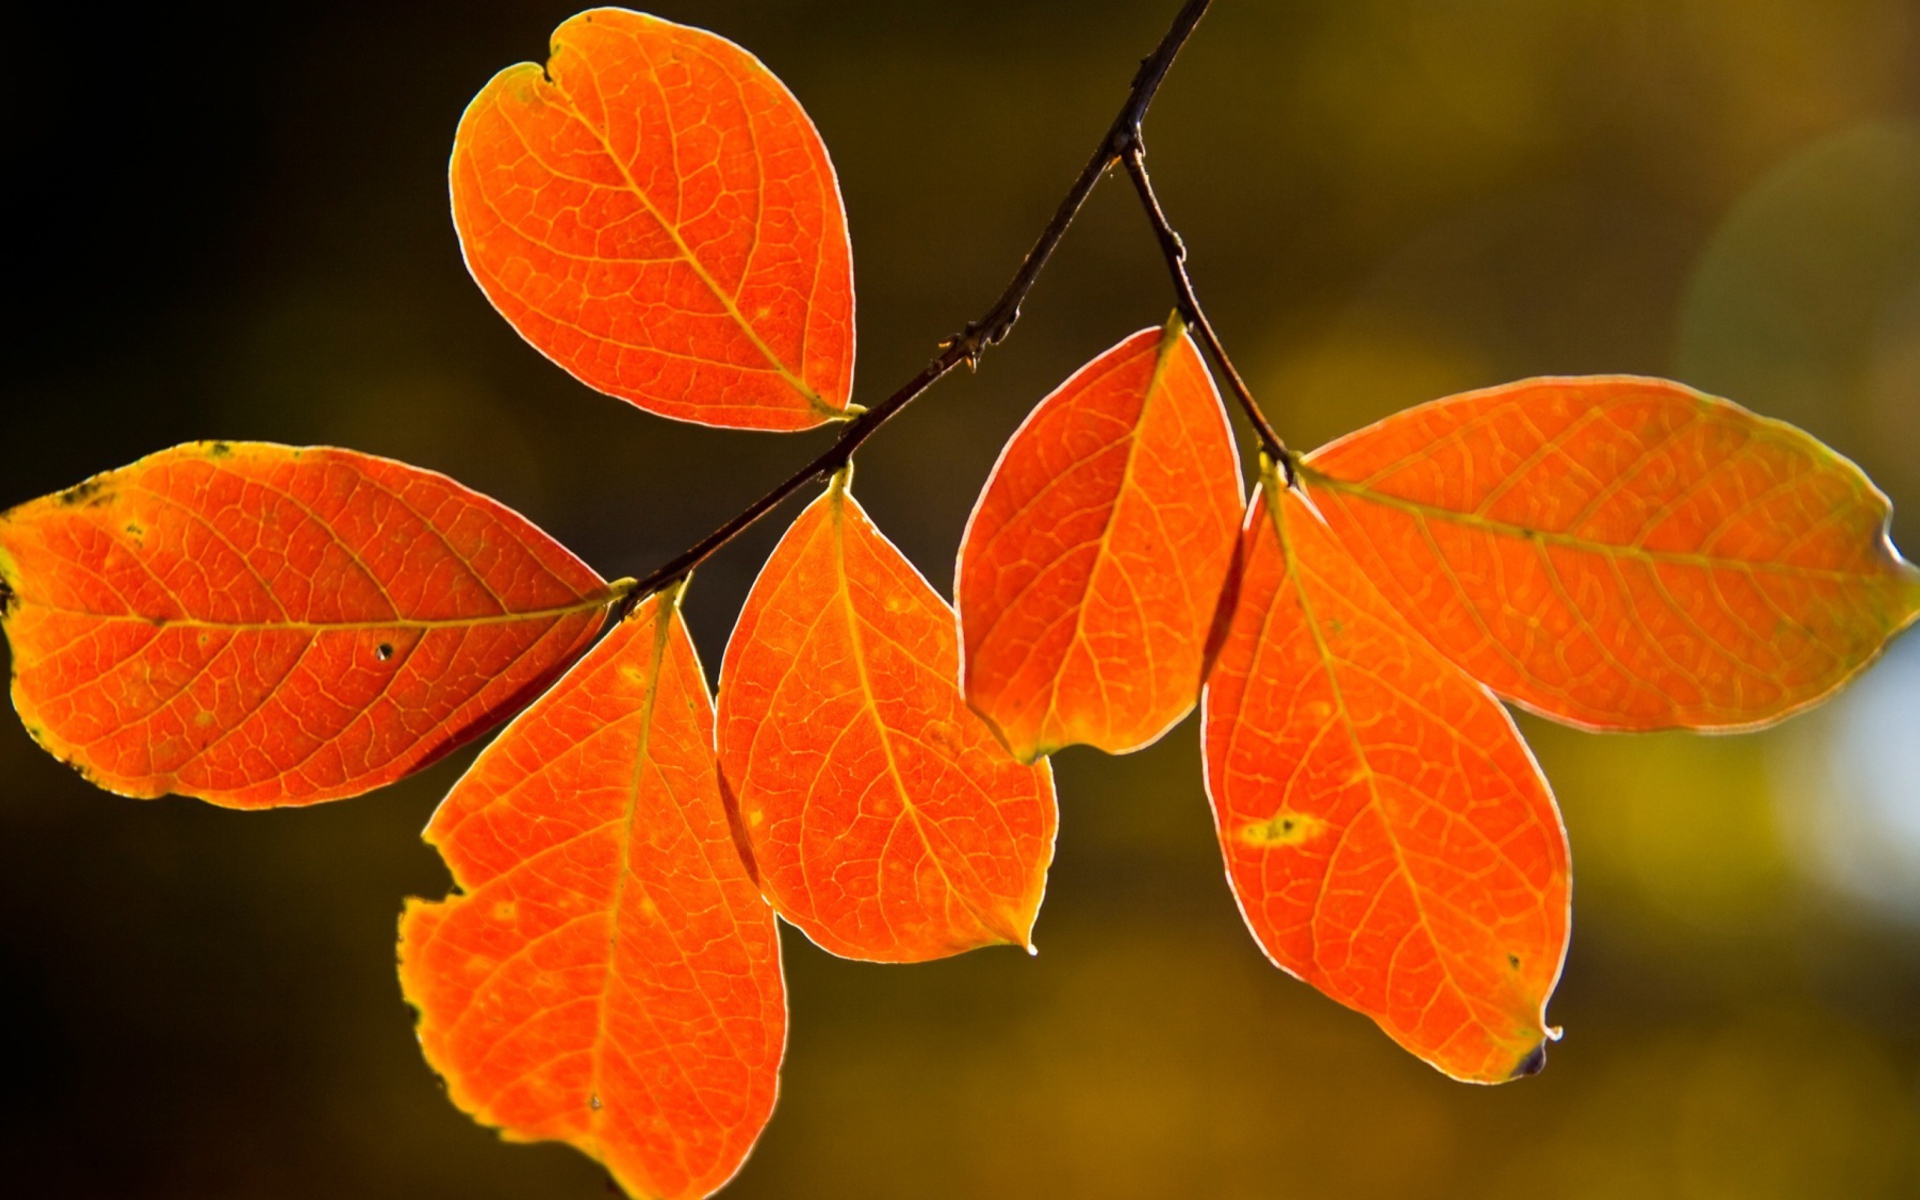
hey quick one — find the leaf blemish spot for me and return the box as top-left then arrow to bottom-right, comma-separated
1240,811 -> 1326,847
376,643 -> 394,661
56,480 -> 104,507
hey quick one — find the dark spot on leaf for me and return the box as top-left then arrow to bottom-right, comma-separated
208,442 -> 232,457
56,480 -> 102,507
1508,953 -> 1521,969
1240,811 -> 1325,847
377,643 -> 395,661
1510,1041 -> 1548,1079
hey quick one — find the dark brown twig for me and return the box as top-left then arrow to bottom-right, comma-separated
1119,140 -> 1291,477
617,0 -> 1215,616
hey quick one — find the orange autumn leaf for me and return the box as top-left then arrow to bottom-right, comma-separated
957,316 -> 1243,761
0,442 -> 615,809
399,584 -> 784,1200
453,8 -> 855,432
1301,376 -> 1920,731
1203,465 -> 1570,1084
717,472 -> 1057,963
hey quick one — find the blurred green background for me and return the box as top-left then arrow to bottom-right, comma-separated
4,1 -> 1919,1196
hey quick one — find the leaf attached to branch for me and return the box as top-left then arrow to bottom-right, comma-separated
400,585 -> 785,1200
718,472 -> 1057,963
958,316 -> 1243,761
452,8 -> 856,431
0,442 -> 615,808
1203,465 -> 1571,1084
1301,376 -> 1920,731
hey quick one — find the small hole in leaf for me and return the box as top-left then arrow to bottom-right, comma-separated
376,643 -> 394,661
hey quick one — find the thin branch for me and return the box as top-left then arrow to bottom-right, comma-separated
1120,140 -> 1292,476
617,0 -> 1215,617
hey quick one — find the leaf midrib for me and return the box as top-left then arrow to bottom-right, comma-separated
535,64 -> 839,420
1299,465 -> 1886,582
17,594 -> 617,633
829,485 -> 1011,948
588,588 -> 706,1173
1272,483 -> 1484,1045
1036,324 -> 1190,752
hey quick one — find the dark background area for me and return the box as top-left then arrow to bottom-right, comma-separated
4,1 -> 1919,1196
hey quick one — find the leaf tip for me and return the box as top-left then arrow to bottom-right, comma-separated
1509,1039 -> 1550,1080
990,910 -> 1037,955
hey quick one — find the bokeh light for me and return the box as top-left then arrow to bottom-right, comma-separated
1774,633 -> 1920,925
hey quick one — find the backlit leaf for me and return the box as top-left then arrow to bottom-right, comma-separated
453,8 -> 855,431
957,317 -> 1243,761
1203,464 -> 1570,1084
1302,376 -> 1920,731
0,442 -> 615,808
717,472 -> 1057,962
399,584 -> 784,1200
